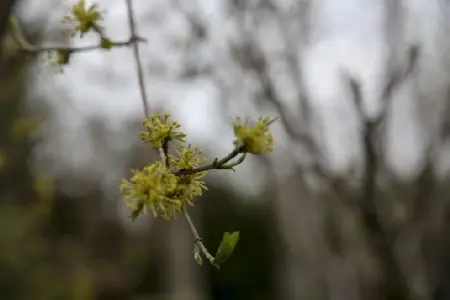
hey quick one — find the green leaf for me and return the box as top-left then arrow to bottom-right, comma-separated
193,244 -> 203,266
212,231 -> 240,267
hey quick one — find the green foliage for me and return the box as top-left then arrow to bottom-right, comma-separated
212,231 -> 240,269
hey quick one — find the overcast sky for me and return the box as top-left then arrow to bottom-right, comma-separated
19,0 -> 450,204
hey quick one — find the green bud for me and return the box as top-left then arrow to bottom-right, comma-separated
100,37 -> 113,49
55,49 -> 71,65
193,244 -> 203,266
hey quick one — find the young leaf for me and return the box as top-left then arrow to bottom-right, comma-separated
212,231 -> 240,267
193,244 -> 203,266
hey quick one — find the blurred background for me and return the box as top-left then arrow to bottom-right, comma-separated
2,0 -> 450,299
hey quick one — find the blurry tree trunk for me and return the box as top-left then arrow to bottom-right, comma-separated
270,168 -> 330,300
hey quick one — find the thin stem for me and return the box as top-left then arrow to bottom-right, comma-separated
9,15 -> 145,55
162,139 -> 170,167
183,207 -> 215,264
18,37 -> 145,54
175,147 -> 244,176
124,0 -> 167,164
125,0 -> 150,118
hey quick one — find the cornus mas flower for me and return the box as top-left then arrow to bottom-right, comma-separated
233,116 -> 277,154
63,0 -> 105,37
120,162 -> 180,220
119,161 -> 208,220
170,145 -> 206,170
120,131 -> 208,220
139,114 -> 186,149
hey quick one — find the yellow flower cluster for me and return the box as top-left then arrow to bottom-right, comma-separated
120,123 -> 207,220
120,113 -> 276,221
170,145 -> 206,170
139,114 -> 186,149
120,161 -> 207,220
233,116 -> 276,154
120,162 -> 179,220
63,0 -> 104,37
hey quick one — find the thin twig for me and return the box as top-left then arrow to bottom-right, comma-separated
344,44 -> 420,300
124,0 -> 167,163
183,207 -> 215,264
124,0 -> 167,164
8,16 -> 146,55
20,37 -> 145,54
175,147 -> 243,176
17,36 -> 145,54
125,0 -> 150,118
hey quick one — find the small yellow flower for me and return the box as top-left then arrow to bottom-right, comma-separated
119,160 -> 208,220
64,0 -> 104,37
170,145 -> 206,170
120,162 -> 181,220
176,172 -> 207,206
139,114 -> 187,149
233,116 -> 276,154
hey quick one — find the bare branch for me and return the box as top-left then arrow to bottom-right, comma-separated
342,44 -> 420,300
345,76 -> 411,300
125,0 -> 150,119
376,45 -> 420,125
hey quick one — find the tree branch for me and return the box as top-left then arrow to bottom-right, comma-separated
345,44 -> 420,300
16,36 -> 145,54
125,0 -> 150,119
6,14 -> 146,59
175,147 -> 245,176
183,207 -> 215,264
